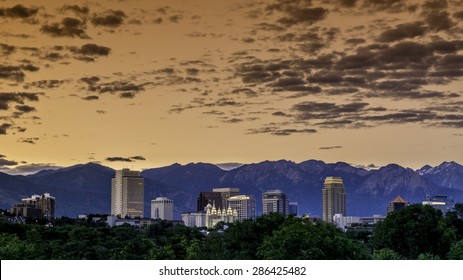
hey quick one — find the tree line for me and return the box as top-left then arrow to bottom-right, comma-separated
1,204 -> 463,260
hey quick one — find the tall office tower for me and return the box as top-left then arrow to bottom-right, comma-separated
151,197 -> 174,220
227,195 -> 256,221
111,169 -> 144,218
197,191 -> 222,212
212,187 -> 240,209
289,202 -> 299,216
322,176 -> 346,223
387,195 -> 409,214
262,189 -> 289,215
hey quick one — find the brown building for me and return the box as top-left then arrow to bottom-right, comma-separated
387,196 -> 409,214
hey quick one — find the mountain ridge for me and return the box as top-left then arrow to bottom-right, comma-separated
1,160 -> 462,218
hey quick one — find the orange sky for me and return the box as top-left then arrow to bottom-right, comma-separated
1,0 -> 462,174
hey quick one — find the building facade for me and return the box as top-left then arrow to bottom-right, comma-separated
387,196 -> 409,214
262,189 -> 289,215
289,202 -> 299,216
322,176 -> 346,223
151,197 -> 174,221
197,191 -> 222,211
227,195 -> 256,221
111,169 -> 144,218
422,195 -> 455,214
10,193 -> 55,220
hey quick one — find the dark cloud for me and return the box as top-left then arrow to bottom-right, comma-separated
279,7 -> 328,26
70,44 -> 111,56
424,10 -> 454,31
0,92 -> 43,110
96,110 -> 106,114
0,43 -> 16,56
24,80 -> 66,89
80,76 -> 100,85
363,0 -> 410,13
18,137 -> 39,144
0,158 -> 18,166
454,11 -> 463,19
106,157 -> 133,162
0,123 -> 12,135
82,95 -> 99,101
169,15 -> 182,23
337,0 -> 357,7
120,92 -> 136,99
130,156 -> 146,161
0,65 -> 25,82
319,146 -> 343,150
345,38 -> 366,45
421,0 -> 448,11
15,105 -> 36,113
223,118 -> 244,123
61,5 -> 89,15
153,17 -> 163,24
92,10 -> 126,27
293,101 -> 369,114
248,126 -> 317,136
0,4 -> 38,19
377,21 -> 427,42
41,17 -> 89,38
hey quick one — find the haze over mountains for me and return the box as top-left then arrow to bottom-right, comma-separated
1,160 -> 462,219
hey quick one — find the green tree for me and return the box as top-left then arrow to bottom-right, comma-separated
257,219 -> 371,260
372,248 -> 404,260
0,233 -> 37,259
447,239 -> 463,260
371,204 -> 454,259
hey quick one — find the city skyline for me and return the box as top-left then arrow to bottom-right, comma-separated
1,0 -> 463,175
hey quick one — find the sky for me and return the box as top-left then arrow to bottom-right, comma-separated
1,0 -> 463,174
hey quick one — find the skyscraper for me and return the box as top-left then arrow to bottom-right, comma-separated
11,193 -> 55,219
197,187 -> 240,212
151,197 -> 174,220
111,169 -> 144,218
262,189 -> 289,215
322,176 -> 346,223
212,187 -> 240,209
227,195 -> 256,221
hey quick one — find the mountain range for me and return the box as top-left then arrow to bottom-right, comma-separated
1,160 -> 462,219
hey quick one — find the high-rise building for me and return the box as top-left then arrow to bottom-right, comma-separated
197,191 -> 222,211
387,196 -> 409,214
151,197 -> 174,220
322,176 -> 346,223
227,195 -> 256,221
196,187 -> 240,212
111,169 -> 144,218
10,193 -> 55,219
262,189 -> 289,215
422,195 -> 455,214
213,187 -> 240,209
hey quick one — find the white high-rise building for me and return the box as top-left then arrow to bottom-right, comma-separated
111,169 -> 144,218
227,195 -> 256,221
151,197 -> 174,221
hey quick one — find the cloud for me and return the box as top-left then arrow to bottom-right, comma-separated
424,10 -> 454,31
0,92 -> 43,110
377,21 -> 427,42
1,163 -> 61,175
0,158 -> 18,166
0,4 -> 38,19
82,95 -> 99,101
96,110 -> 106,114
248,126 -> 317,136
0,65 -> 25,82
61,5 -> 89,15
130,156 -> 146,161
23,80 -> 66,89
319,146 -> 343,150
70,44 -> 111,57
0,123 -> 11,135
266,1 -> 329,26
91,10 -> 126,27
18,137 -> 39,144
15,105 -> 36,113
41,17 -> 89,38
0,43 -> 16,56
106,156 -> 146,162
